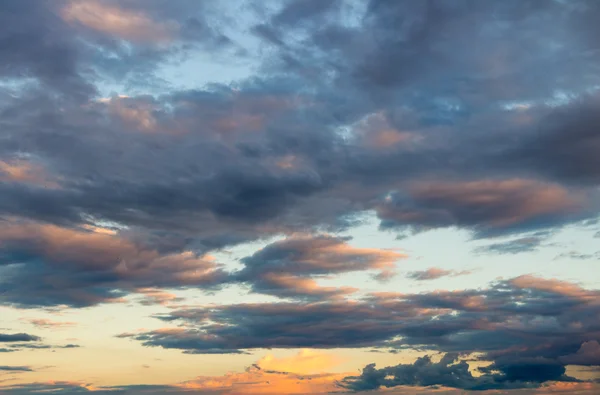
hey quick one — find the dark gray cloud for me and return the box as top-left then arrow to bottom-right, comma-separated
0,333 -> 40,343
5,343 -> 80,351
0,0 -> 94,100
560,341 -> 600,366
0,332 -> 80,352
509,93 -> 600,185
340,353 -> 575,391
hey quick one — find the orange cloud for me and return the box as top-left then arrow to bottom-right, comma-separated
510,275 -> 594,299
135,288 -> 184,306
259,272 -> 358,299
62,1 -> 175,44
0,159 -> 60,189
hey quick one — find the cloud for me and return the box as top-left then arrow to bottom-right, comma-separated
26,319 -> 77,329
134,289 -> 185,307
0,369 -> 599,395
377,179 -> 587,237
341,353 -> 575,391
234,234 -> 405,299
0,221 -> 227,307
1,0 -> 600,393
119,275 -> 600,378
0,0 -> 598,257
554,251 -> 600,261
508,93 -> 600,185
61,0 -> 176,44
0,367 -> 345,395
560,341 -> 600,366
5,343 -> 80,351
474,233 -> 551,255
0,333 -> 41,342
0,159 -> 61,189
0,366 -> 33,372
406,268 -> 471,281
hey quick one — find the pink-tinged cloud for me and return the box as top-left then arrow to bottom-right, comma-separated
353,112 -> 420,149
62,1 -> 176,44
510,275 -> 595,299
0,220 -> 226,307
98,96 -> 160,133
0,222 -> 221,282
245,234 -> 405,277
25,319 -> 77,329
378,178 -> 587,235
416,179 -> 582,226
0,160 -> 61,189
135,288 -> 184,307
257,272 -> 358,300
236,235 -> 406,299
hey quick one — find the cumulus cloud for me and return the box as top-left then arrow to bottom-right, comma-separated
560,341 -> 600,366
341,353 -> 575,391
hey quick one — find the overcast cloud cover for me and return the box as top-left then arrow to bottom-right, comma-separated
1,0 -> 599,394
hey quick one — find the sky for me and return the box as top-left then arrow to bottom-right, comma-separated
0,0 -> 599,394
